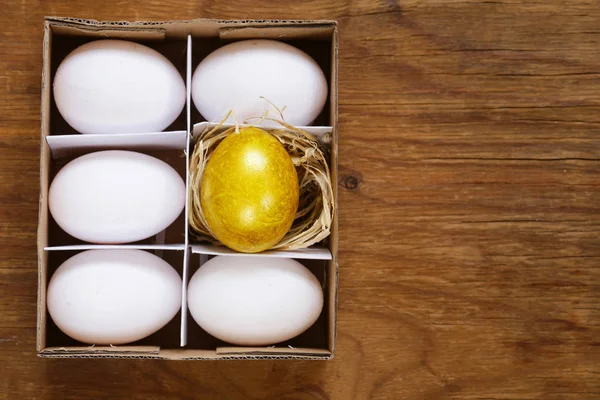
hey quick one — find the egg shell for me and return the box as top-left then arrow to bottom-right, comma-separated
187,256 -> 324,346
53,39 -> 186,134
200,127 -> 299,253
47,249 -> 182,345
191,39 -> 328,127
49,150 -> 185,244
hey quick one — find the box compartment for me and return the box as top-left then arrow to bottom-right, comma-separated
45,146 -> 187,247
41,248 -> 185,353
181,245 -> 332,357
48,35 -> 188,136
189,34 -> 332,127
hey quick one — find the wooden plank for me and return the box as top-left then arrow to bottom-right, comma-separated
0,0 -> 598,399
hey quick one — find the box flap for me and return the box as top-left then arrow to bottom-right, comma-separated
220,25 -> 335,40
45,16 -> 165,39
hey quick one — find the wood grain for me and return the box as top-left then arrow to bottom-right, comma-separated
1,0 -> 599,399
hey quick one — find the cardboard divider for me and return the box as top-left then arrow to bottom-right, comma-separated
190,243 -> 331,260
183,252 -> 329,352
180,35 -> 193,348
180,246 -> 190,347
42,248 -> 185,350
45,244 -> 185,251
46,130 -> 187,159
191,122 -> 332,142
186,36 -> 192,142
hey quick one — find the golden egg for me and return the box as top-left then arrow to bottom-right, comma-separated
201,127 -> 299,253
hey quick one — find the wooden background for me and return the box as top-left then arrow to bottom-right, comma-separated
1,0 -> 599,399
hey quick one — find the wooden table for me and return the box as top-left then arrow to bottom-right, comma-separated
1,1 -> 598,399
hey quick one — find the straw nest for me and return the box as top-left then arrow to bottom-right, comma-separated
188,116 -> 335,251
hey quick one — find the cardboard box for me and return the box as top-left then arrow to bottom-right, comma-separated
37,17 -> 338,360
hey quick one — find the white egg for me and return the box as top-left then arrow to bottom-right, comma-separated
187,256 -> 323,346
53,39 -> 186,134
49,150 -> 185,244
47,249 -> 182,345
191,40 -> 328,127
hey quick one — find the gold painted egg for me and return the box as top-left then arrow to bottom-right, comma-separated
201,127 -> 299,253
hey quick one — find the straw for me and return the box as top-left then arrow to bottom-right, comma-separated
188,115 -> 334,250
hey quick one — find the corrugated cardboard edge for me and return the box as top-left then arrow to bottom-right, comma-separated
41,346 -> 160,354
39,354 -> 331,360
40,347 -> 331,360
44,16 -> 337,27
216,347 -> 331,356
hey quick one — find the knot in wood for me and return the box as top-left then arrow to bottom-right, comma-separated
342,175 -> 359,190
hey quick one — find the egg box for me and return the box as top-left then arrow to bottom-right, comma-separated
37,17 -> 338,360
